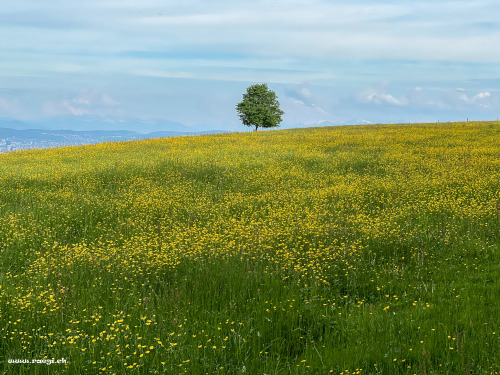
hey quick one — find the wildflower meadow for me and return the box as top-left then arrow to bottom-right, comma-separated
0,122 -> 498,374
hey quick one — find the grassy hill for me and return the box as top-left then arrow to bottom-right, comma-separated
0,122 -> 498,374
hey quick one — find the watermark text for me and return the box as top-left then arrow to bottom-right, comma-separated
8,358 -> 67,365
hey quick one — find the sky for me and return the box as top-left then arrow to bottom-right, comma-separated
1,0 -> 500,132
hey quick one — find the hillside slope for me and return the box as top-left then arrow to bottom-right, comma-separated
0,122 -> 499,374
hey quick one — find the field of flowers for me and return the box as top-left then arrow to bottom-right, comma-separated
0,122 -> 498,374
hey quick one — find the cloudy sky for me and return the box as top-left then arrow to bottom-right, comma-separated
1,0 -> 500,131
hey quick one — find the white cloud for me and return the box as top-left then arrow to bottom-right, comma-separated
0,98 -> 17,110
454,90 -> 492,105
358,87 -> 406,106
289,97 -> 306,107
43,101 -> 88,116
43,91 -> 120,116
471,91 -> 493,108
63,100 -> 90,116
284,83 -> 327,114
101,94 -> 119,106
300,88 -> 312,99
72,91 -> 119,107
417,88 -> 497,111
0,97 -> 20,115
285,84 -> 314,105
71,97 -> 90,105
473,92 -> 491,101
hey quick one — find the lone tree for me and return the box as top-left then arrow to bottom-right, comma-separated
236,84 -> 284,131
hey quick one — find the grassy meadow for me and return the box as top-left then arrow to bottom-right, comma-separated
0,122 -> 499,374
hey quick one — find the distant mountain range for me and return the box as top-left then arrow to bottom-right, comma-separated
0,115 -> 199,133
0,115 -> 380,153
0,116 -> 227,152
314,120 -> 373,127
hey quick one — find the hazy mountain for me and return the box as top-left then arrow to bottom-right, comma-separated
0,118 -> 29,129
0,116 -> 228,152
32,115 -> 196,133
280,119 -> 373,129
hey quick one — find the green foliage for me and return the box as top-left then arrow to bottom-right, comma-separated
236,83 -> 284,131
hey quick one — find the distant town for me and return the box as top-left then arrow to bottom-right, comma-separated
0,128 -> 140,153
0,115 -> 231,153
0,127 -> 226,153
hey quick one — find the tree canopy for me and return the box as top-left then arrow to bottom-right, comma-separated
236,84 -> 284,131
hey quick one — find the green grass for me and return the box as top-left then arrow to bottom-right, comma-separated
0,122 -> 498,374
